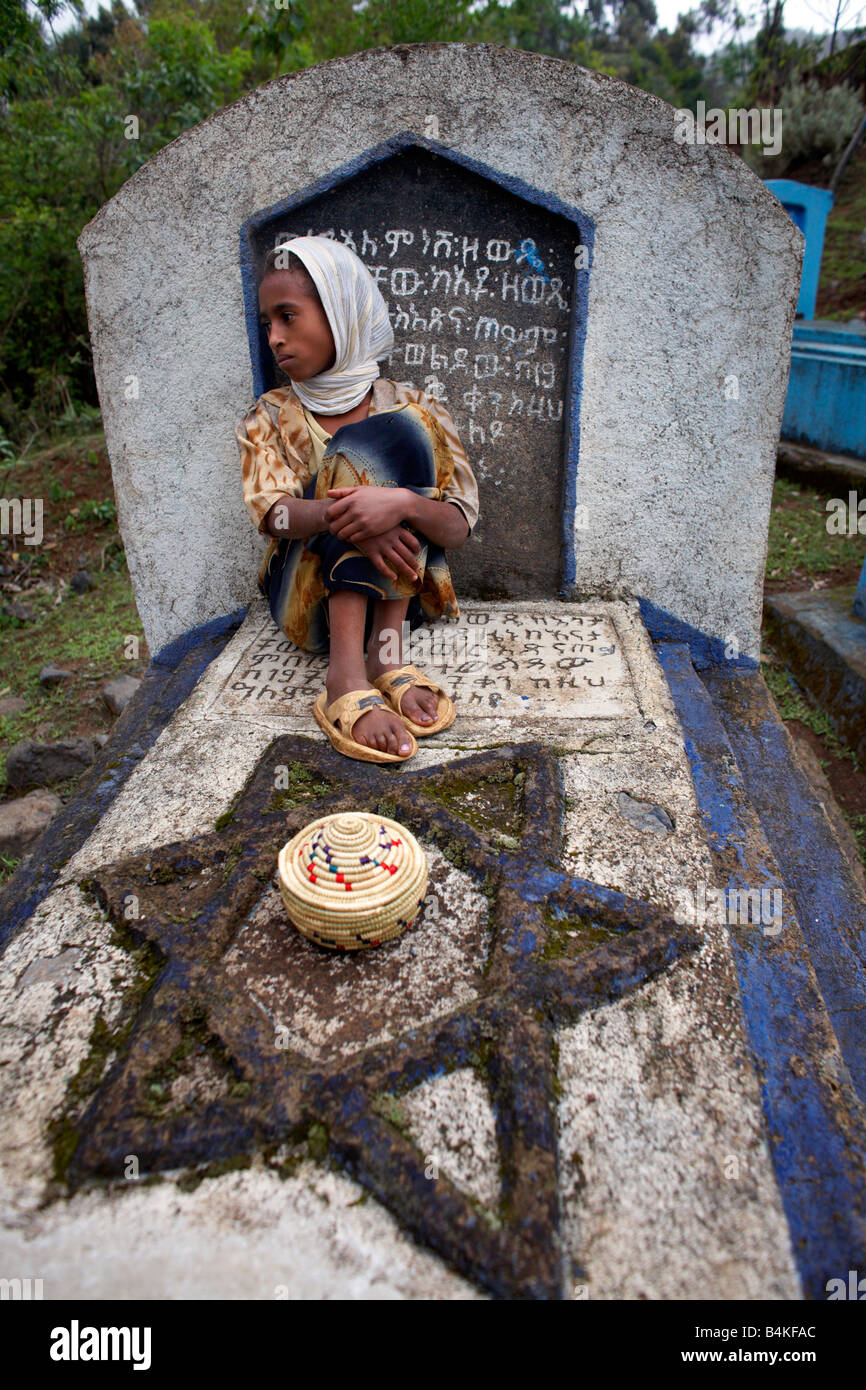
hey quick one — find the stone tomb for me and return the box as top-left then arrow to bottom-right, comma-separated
2,45 -> 864,1302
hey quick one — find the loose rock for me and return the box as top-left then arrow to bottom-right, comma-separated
0,789 -> 62,857
2,601 -> 36,622
5,737 -> 96,789
39,664 -> 74,684
70,570 -> 93,594
101,675 -> 142,716
616,790 -> 675,836
20,948 -> 83,989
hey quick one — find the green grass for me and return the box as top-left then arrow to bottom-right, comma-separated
0,852 -> 21,884
0,565 -> 145,784
762,658 -> 859,770
816,145 -> 866,320
765,477 -> 866,582
63,498 -> 117,532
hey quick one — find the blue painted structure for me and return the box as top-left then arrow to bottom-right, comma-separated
855,556 -> 866,620
764,179 -> 866,462
638,595 -> 757,671
781,319 -> 866,458
659,643 -> 866,1300
765,179 -> 834,320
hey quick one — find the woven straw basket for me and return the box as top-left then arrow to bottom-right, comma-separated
277,811 -> 429,950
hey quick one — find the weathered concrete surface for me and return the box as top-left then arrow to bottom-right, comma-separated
765,587 -> 866,762
558,950 -> 801,1300
401,1069 -> 502,1210
0,884 -> 147,1215
226,846 -> 492,1064
0,598 -> 810,1298
662,646 -> 866,1299
0,1163 -> 483,1299
77,44 -> 801,660
553,673 -> 802,1298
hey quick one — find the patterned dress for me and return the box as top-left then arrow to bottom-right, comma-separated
237,378 -> 480,655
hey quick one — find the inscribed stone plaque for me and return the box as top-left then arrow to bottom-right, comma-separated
193,600 -> 642,744
245,148 -> 583,600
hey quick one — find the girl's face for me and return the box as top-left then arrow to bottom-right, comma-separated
258,269 -> 336,381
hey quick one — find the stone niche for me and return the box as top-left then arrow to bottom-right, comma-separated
241,145 -> 591,602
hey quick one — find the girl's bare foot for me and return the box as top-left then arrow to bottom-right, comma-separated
365,654 -> 440,726
325,663 -> 413,755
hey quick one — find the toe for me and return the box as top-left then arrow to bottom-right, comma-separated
408,690 -> 434,722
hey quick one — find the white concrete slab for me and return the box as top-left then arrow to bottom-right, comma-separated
0,597 -> 800,1298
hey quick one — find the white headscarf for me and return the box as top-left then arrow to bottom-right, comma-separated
272,235 -> 394,415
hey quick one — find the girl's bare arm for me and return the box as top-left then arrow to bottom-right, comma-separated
263,495 -> 330,540
401,493 -> 471,548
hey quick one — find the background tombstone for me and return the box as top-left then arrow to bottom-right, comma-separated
78,44 -> 802,663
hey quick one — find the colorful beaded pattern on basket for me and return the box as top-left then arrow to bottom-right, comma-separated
277,811 -> 428,951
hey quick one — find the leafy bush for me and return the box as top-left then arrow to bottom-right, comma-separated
749,74 -> 866,174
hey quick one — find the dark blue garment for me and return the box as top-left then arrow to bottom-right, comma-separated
260,404 -> 459,655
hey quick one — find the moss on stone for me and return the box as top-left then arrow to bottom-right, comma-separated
423,766 -> 525,841
371,1091 -> 410,1134
540,902 -> 622,961
306,1121 -> 329,1162
176,1151 -> 253,1193
148,865 -> 178,885
480,871 -> 497,900
439,838 -> 470,871
220,839 -> 244,884
267,761 -> 331,813
47,922 -> 164,1186
140,999 -> 244,1117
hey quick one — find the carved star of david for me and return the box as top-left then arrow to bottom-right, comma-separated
72,737 -> 699,1300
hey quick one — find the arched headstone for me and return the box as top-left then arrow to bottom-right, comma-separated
78,45 -> 801,662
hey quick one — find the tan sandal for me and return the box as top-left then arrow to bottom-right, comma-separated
313,687 -> 418,764
371,664 -> 456,737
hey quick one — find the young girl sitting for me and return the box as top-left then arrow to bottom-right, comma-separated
236,235 -> 479,765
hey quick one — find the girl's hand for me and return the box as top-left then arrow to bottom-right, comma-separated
325,486 -> 409,542
358,525 -> 422,584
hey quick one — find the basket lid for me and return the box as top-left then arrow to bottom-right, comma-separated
278,811 -> 427,922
